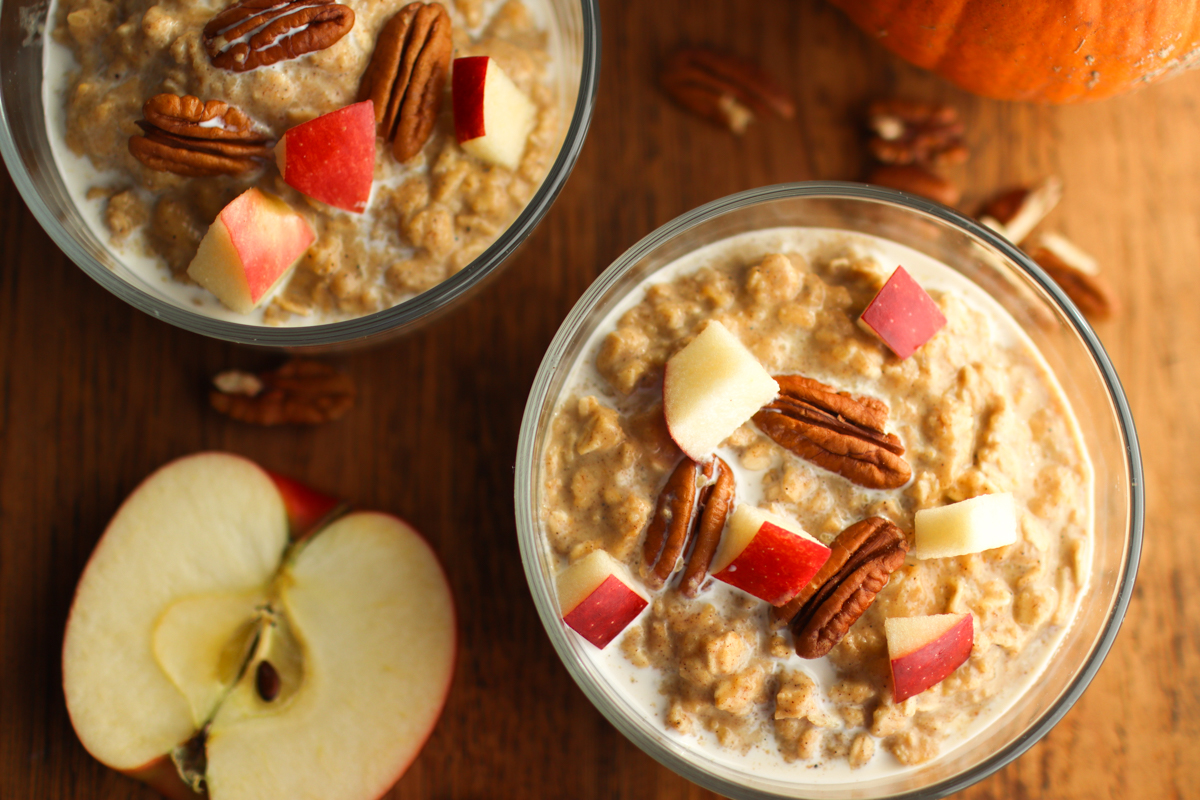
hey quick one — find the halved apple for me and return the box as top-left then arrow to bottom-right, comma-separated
276,100 -> 376,214
452,55 -> 536,170
710,505 -> 831,606
61,453 -> 456,800
187,188 -> 316,314
885,613 -> 974,702
912,492 -> 1017,559
858,266 -> 948,359
557,549 -> 649,649
663,320 -> 779,461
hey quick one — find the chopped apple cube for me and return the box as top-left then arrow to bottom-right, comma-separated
859,266 -> 947,359
187,188 -> 315,314
557,550 -> 648,649
663,320 -> 779,461
711,505 -> 831,606
452,55 -> 536,170
276,100 -> 376,213
885,613 -> 974,702
912,492 -> 1017,559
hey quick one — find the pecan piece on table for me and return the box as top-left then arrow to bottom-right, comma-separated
1027,233 -> 1118,321
642,456 -> 735,595
753,374 -> 911,490
210,360 -> 356,425
867,99 -> 967,168
357,2 -> 452,162
866,164 -> 961,207
204,0 -> 355,73
772,517 -> 909,659
660,47 -> 795,134
977,176 -> 1063,246
129,94 -> 272,177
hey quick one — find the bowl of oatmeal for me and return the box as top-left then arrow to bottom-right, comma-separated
0,0 -> 598,345
515,183 -> 1142,798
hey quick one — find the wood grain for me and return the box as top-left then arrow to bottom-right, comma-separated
1,0 -> 1197,797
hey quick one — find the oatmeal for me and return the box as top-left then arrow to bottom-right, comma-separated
46,0 -> 560,324
539,228 -> 1092,778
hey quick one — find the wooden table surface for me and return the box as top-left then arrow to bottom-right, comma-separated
2,0 -> 1195,797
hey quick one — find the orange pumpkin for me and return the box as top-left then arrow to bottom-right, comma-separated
829,0 -> 1200,103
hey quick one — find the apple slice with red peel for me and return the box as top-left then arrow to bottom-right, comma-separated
276,100 -> 376,213
858,266 -> 948,359
62,453 -> 456,800
912,492 -> 1017,559
710,505 -> 831,606
663,320 -> 779,461
452,55 -> 536,170
885,613 -> 974,702
187,188 -> 315,314
558,549 -> 649,649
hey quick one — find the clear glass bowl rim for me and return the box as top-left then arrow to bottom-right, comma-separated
0,0 -> 601,346
514,180 -> 1144,800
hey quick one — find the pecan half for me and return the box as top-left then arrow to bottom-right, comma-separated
357,2 -> 452,162
642,456 -> 735,594
204,0 -> 354,73
753,374 -> 911,490
129,95 -> 272,177
661,48 -> 795,134
1028,233 -> 1117,321
867,99 -> 967,167
210,360 -> 356,425
978,176 -> 1063,245
867,164 -> 961,207
773,517 -> 909,659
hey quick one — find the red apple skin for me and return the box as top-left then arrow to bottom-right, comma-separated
219,189 -> 315,305
563,575 -> 649,649
452,56 -> 490,142
890,615 -> 974,702
278,100 -> 376,213
713,522 -> 831,606
859,266 -> 948,359
263,469 -> 345,541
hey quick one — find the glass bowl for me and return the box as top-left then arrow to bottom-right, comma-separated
0,0 -> 599,347
515,183 -> 1143,799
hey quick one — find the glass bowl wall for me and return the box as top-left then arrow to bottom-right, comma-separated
515,183 -> 1142,800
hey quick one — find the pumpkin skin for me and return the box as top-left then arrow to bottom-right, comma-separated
830,0 -> 1200,103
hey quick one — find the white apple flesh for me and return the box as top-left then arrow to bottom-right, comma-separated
885,613 -> 974,702
912,492 -> 1017,559
662,320 -> 779,461
452,55 -> 536,170
62,453 -> 456,800
710,505 -> 831,606
557,549 -> 648,649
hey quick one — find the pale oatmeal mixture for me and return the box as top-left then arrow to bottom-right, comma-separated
541,231 -> 1091,772
50,0 -> 558,323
